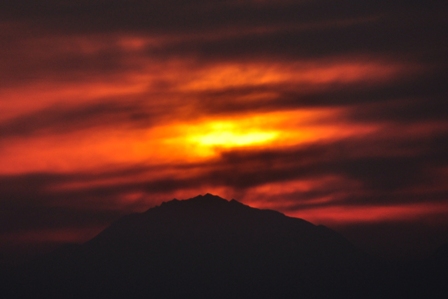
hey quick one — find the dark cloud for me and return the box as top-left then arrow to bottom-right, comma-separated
0,33 -> 143,87
0,167 -> 152,245
189,66 -> 448,125
211,140 -> 433,196
0,101 -> 162,138
1,0 -> 446,62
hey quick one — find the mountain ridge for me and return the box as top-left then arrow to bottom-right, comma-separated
3,193 -> 447,298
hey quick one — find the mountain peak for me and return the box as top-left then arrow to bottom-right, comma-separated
160,193 -> 229,207
10,194 -> 373,299
189,193 -> 228,203
8,194 -> 447,298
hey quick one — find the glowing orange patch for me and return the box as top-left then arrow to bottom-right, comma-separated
288,203 -> 448,225
178,60 -> 408,92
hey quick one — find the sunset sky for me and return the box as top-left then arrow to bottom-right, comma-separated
1,0 -> 448,262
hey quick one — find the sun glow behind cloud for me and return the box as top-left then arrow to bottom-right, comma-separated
0,54 -> 395,174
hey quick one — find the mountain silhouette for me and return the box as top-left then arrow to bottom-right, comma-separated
3,194 -> 447,298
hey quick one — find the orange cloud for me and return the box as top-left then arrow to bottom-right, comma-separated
289,203 -> 448,225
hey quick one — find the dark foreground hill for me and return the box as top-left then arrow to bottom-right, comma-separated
3,194 -> 448,298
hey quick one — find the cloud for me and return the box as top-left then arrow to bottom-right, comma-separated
2,126 -> 447,213
2,1 -> 446,69
0,101 -> 161,138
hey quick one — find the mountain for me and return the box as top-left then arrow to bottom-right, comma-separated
3,194 -> 445,298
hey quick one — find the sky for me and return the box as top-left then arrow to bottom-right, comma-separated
1,0 -> 448,262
